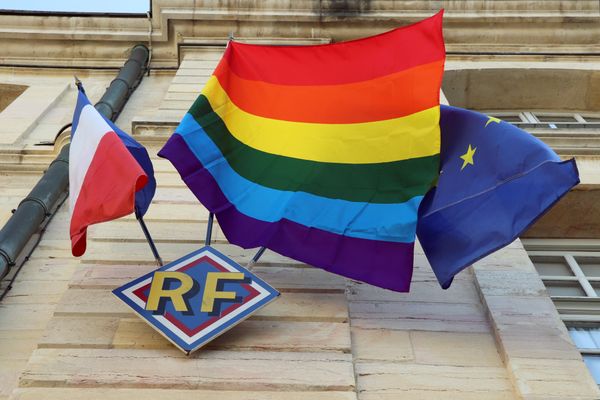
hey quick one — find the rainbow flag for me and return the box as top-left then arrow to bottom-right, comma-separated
159,12 -> 445,291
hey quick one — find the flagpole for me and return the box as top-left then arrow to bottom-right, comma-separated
247,246 -> 267,268
203,212 -> 266,267
205,212 -> 214,246
135,207 -> 163,266
74,75 -> 84,93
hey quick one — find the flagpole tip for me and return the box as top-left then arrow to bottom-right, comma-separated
74,76 -> 83,91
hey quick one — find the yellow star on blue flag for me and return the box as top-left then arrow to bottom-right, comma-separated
485,116 -> 501,127
460,144 -> 476,170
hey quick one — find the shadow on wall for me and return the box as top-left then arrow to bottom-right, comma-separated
0,84 -> 27,113
314,0 -> 372,16
443,68 -> 600,112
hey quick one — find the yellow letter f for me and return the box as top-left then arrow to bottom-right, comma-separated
201,272 -> 246,314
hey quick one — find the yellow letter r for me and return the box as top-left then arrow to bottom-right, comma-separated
145,271 -> 194,313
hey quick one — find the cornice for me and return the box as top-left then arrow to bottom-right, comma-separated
0,1 -> 598,67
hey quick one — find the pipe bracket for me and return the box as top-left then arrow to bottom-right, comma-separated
19,197 -> 50,216
0,248 -> 14,266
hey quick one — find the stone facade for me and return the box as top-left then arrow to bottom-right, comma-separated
0,2 -> 599,399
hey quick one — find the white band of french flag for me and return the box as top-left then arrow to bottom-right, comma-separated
69,96 -> 147,257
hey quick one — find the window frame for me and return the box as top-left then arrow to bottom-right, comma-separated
524,239 -> 600,384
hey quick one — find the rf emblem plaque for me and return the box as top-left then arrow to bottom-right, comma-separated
113,246 -> 279,354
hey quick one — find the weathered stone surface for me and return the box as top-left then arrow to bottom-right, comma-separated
35,240 -> 299,266
40,316 -> 350,353
10,388 -> 357,400
40,317 -> 121,349
0,330 -> 42,361
348,279 -> 481,304
356,363 -> 513,395
0,84 -> 69,144
70,263 -> 346,292
350,301 -> 490,333
0,359 -> 28,398
483,295 -> 566,331
410,331 -> 503,367
494,325 -> 584,361
474,247 -> 540,273
88,220 -> 227,244
55,288 -> 348,322
475,270 -> 548,297
360,392 -> 514,400
507,357 -> 600,399
472,240 -> 600,399
351,328 -> 413,362
0,280 -> 68,305
523,185 -> 600,238
20,348 -> 355,391
10,258 -> 77,283
113,319 -> 351,352
0,304 -> 55,331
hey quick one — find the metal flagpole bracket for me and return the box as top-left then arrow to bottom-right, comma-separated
135,207 -> 163,266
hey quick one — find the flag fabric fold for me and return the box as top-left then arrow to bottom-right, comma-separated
417,105 -> 580,289
159,12 -> 446,291
69,87 -> 154,257
103,117 -> 156,217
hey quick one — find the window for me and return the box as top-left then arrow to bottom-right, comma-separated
485,111 -> 600,130
524,240 -> 600,321
569,327 -> 600,384
524,239 -> 600,384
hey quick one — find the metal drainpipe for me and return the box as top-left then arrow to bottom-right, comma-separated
0,44 -> 150,282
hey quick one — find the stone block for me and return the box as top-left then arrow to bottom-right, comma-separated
0,280 -> 68,305
10,388 -> 357,400
350,298 -> 491,334
40,317 -> 120,349
360,391 -> 514,400
351,327 -> 413,362
356,363 -> 512,395
348,278 -> 481,304
0,304 -> 55,331
507,357 -> 600,399
410,331 -> 503,367
55,288 -> 348,322
113,318 -> 351,352
0,330 -> 42,361
20,348 -> 355,391
475,270 -> 547,297
0,359 -> 27,398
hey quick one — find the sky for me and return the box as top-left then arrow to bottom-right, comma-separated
0,0 -> 150,13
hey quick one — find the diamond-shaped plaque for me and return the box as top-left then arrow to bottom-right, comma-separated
113,246 -> 279,354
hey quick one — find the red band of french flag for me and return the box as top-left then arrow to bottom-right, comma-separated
69,90 -> 148,257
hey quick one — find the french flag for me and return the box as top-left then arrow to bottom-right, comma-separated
69,87 -> 150,257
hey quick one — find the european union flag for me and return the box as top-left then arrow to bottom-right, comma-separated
417,105 -> 579,289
